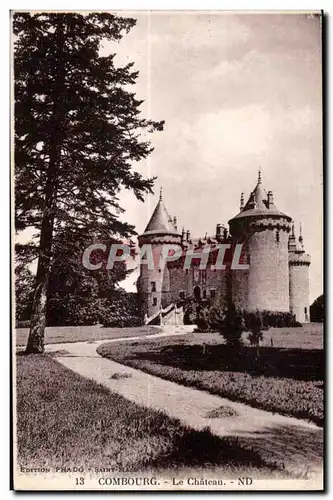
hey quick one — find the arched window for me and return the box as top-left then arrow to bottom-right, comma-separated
193,285 -> 201,301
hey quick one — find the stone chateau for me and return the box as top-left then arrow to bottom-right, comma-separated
137,171 -> 311,324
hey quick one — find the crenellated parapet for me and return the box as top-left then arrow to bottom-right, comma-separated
137,172 -> 312,324
230,216 -> 291,238
228,170 -> 292,313
289,251 -> 311,267
288,222 -> 311,322
138,232 -> 181,246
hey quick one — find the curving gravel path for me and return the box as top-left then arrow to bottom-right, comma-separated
46,329 -> 323,481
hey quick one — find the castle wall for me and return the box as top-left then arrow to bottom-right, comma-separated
247,228 -> 290,311
138,233 -> 181,319
161,266 -> 171,309
231,269 -> 249,310
138,186 -> 312,322
289,256 -> 311,323
230,241 -> 249,309
169,267 -> 190,303
138,260 -> 163,318
204,268 -> 227,300
168,266 -> 227,303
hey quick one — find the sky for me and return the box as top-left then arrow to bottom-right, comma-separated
103,11 -> 323,302
17,11 -> 323,303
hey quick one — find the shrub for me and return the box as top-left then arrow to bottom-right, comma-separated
243,310 -> 267,354
189,300 -> 302,340
102,315 -> 142,328
218,303 -> 244,348
202,301 -> 245,348
259,310 -> 301,328
183,302 -> 198,325
196,304 -> 213,331
310,294 -> 324,323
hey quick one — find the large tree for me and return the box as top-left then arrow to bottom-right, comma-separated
14,13 -> 163,353
15,263 -> 35,325
15,230 -> 138,328
310,294 -> 324,323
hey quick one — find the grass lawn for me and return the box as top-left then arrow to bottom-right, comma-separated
15,325 -> 158,348
97,324 -> 324,426
15,353 -> 289,476
260,323 -> 323,350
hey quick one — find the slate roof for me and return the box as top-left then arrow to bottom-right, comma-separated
141,190 -> 180,236
229,171 -> 291,223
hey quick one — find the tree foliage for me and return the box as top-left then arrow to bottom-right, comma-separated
14,13 -> 164,351
244,310 -> 266,352
310,294 -> 324,323
215,302 -> 244,348
15,264 -> 35,325
15,230 -> 141,327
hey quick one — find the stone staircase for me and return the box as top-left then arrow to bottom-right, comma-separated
144,303 -> 196,334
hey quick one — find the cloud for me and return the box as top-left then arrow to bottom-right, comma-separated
100,12 -> 323,301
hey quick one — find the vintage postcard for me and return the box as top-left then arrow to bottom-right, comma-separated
12,10 -> 324,491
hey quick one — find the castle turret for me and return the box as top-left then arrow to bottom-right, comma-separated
240,192 -> 244,210
137,189 -> 181,319
288,222 -> 311,323
228,170 -> 292,312
186,230 -> 191,243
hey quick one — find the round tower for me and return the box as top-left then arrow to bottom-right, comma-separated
137,189 -> 181,320
288,223 -> 311,323
228,170 -> 292,312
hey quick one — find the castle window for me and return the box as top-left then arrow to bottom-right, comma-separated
210,288 -> 216,299
179,291 -> 185,299
304,307 -> 307,314
151,281 -> 156,292
203,289 -> 207,299
153,297 -> 157,306
276,230 -> 280,244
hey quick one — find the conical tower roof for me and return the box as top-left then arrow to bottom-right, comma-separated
245,169 -> 267,211
141,189 -> 179,236
229,169 -> 291,223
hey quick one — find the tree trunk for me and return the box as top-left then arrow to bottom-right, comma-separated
25,209 -> 55,353
25,21 -> 65,354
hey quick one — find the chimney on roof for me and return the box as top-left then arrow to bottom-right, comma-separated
216,223 -> 222,239
299,222 -> 304,249
248,192 -> 256,209
186,230 -> 191,242
267,190 -> 274,208
240,192 -> 244,210
288,222 -> 297,251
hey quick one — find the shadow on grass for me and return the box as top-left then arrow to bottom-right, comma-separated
151,423 -> 322,475
142,425 -> 288,474
16,354 -> 290,476
227,424 -> 323,474
129,343 -> 323,381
